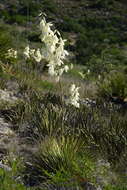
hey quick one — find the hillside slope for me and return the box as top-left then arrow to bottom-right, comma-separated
1,0 -> 127,67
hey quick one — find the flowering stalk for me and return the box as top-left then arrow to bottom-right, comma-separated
23,17 -> 81,108
23,45 -> 42,63
40,18 -> 69,81
6,48 -> 17,59
24,17 -> 69,81
67,84 -> 80,108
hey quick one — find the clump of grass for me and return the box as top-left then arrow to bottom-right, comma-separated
0,78 -> 6,90
0,157 -> 27,190
24,135 -> 96,188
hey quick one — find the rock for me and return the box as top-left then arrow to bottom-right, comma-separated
0,163 -> 12,171
0,117 -> 14,136
79,98 -> 96,107
0,89 -> 18,103
80,182 -> 97,190
6,80 -> 19,92
0,116 -> 16,162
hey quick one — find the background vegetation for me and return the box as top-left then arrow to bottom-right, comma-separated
0,0 -> 127,189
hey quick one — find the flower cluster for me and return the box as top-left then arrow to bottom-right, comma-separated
40,18 -> 69,81
24,17 -> 69,81
23,45 -> 42,63
23,17 -> 80,108
6,48 -> 17,59
67,84 -> 80,108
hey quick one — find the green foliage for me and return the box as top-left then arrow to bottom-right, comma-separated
0,1 -> 39,23
1,1 -> 127,189
1,100 -> 27,126
90,0 -> 114,8
28,32 -> 40,42
26,135 -> 96,187
104,185 -> 127,190
0,158 -> 27,190
82,47 -> 127,77
18,74 -> 54,92
21,100 -> 127,186
41,0 -> 58,14
75,25 -> 126,64
0,28 -> 12,62
19,0 -> 41,17
59,17 -> 84,33
97,71 -> 127,99
0,78 -> 6,89
10,15 -> 27,25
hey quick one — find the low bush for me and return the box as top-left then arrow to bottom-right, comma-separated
97,71 -> 127,100
41,0 -> 58,14
59,17 -> 84,33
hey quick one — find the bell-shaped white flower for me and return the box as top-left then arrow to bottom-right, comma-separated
40,18 -> 53,41
64,65 -> 69,72
39,18 -> 69,80
24,17 -> 69,82
24,45 -> 30,59
48,64 -> 55,76
6,48 -> 17,59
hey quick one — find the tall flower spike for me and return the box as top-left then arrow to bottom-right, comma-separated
39,17 -> 69,81
23,17 -> 69,81
67,84 -> 80,108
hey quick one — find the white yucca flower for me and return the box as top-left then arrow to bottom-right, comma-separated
98,74 -> 101,80
34,49 -> 42,62
87,69 -> 90,74
40,18 -> 53,41
24,45 -> 30,59
39,17 -> 69,81
67,84 -> 80,108
48,64 -> 55,76
6,48 -> 17,59
64,65 -> 69,72
24,46 -> 42,63
23,17 -> 69,81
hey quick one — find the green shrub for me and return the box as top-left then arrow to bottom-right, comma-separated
90,0 -> 114,8
97,71 -> 127,100
42,0 -> 58,14
19,1 -> 41,17
28,32 -> 40,42
82,47 -> 127,77
59,17 -> 84,33
10,15 -> 27,25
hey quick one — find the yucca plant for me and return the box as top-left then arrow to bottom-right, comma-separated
24,135 -> 96,188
